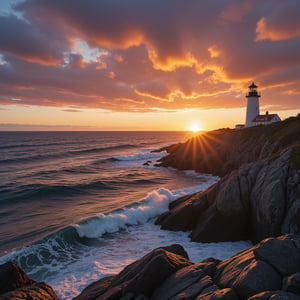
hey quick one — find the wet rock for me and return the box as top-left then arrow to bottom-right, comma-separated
73,235 -> 300,300
0,282 -> 58,300
0,261 -> 34,294
75,244 -> 191,300
73,275 -> 117,300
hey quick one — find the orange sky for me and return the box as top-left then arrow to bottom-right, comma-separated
0,0 -> 299,131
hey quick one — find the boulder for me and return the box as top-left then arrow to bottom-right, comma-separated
73,236 -> 300,300
283,273 -> 300,295
248,290 -> 300,299
151,257 -> 220,300
0,261 -> 34,294
253,235 -> 300,276
195,288 -> 239,300
73,275 -> 117,300
0,261 -> 58,300
0,282 -> 58,300
75,244 -> 191,299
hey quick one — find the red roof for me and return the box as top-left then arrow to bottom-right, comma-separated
252,114 -> 278,122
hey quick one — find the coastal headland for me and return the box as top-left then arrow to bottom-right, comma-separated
1,116 -> 300,299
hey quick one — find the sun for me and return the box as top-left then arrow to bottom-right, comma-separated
189,122 -> 202,132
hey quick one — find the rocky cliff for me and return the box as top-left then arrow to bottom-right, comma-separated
155,117 -> 300,243
157,116 -> 300,177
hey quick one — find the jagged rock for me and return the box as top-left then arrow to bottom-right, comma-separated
195,288 -> 239,300
73,236 -> 300,299
253,235 -> 300,276
156,147 -> 300,244
0,261 -> 58,300
75,244 -> 191,300
0,262 -> 34,294
155,117 -> 300,244
0,282 -> 58,300
73,275 -> 117,300
248,290 -> 300,299
151,258 -> 220,300
233,259 -> 282,299
283,273 -> 300,295
214,235 -> 300,299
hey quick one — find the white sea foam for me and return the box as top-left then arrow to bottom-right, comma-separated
50,221 -> 252,299
113,149 -> 166,162
1,176 -> 250,300
73,177 -> 219,240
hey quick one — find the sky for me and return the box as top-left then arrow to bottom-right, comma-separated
0,0 -> 299,131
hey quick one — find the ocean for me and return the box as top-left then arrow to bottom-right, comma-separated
0,131 -> 251,299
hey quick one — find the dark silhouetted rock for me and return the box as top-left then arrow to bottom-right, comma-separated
0,282 -> 58,300
75,244 -> 191,300
156,147 -> 300,244
73,275 -> 117,300
73,235 -> 300,300
0,261 -> 34,294
248,290 -> 300,299
151,258 -> 220,300
254,236 -> 300,276
196,288 -> 239,300
0,261 -> 58,300
233,260 -> 282,299
283,273 -> 300,295
157,117 -> 300,177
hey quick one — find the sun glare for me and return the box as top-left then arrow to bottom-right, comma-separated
189,122 -> 202,132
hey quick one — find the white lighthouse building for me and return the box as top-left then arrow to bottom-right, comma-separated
235,82 -> 281,129
244,82 -> 281,127
245,82 -> 260,127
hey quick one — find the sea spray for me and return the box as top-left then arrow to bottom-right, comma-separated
74,188 -> 176,238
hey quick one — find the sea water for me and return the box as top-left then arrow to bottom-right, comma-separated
0,131 -> 251,299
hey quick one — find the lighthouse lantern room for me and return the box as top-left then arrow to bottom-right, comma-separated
245,82 -> 260,127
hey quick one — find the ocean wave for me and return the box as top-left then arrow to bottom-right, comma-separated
113,150 -> 166,162
73,188 -> 176,239
0,144 -> 138,165
0,179 -> 219,292
0,226 -> 85,274
0,180 -> 116,204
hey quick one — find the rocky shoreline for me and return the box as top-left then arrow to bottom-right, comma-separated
2,235 -> 300,299
2,116 -> 300,299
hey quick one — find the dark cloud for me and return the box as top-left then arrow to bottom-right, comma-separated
0,14 -> 68,65
0,0 -> 299,112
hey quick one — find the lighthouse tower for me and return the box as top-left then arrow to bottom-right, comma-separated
245,82 -> 260,127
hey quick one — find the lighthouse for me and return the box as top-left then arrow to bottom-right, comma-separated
245,82 -> 260,127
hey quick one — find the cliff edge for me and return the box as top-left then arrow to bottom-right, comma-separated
155,116 -> 300,243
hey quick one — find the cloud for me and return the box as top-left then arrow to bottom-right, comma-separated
61,109 -> 83,113
0,15 -> 69,65
256,0 -> 300,41
0,0 -> 299,113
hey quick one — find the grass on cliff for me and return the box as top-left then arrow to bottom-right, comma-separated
241,116 -> 300,151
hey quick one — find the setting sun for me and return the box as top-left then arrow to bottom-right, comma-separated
189,122 -> 202,132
